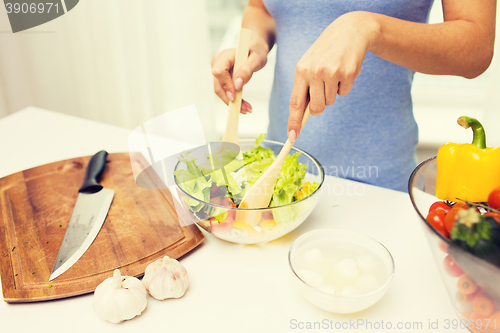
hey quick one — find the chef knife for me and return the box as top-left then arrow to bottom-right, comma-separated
49,150 -> 115,281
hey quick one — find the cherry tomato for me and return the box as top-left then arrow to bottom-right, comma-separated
210,195 -> 222,206
220,198 -> 236,223
210,198 -> 237,234
210,217 -> 232,233
444,207 -> 461,234
452,201 -> 469,209
428,201 -> 452,214
426,209 -> 449,238
484,212 -> 500,224
488,186 -> 500,210
443,255 -> 464,277
210,186 -> 220,197
438,240 -> 449,254
444,204 -> 475,234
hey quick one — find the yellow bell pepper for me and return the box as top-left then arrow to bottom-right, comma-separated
436,116 -> 500,202
232,221 -> 261,238
259,219 -> 278,235
295,182 -> 313,201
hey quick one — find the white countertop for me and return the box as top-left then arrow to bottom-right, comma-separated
0,107 -> 466,333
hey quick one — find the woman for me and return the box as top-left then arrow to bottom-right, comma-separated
211,0 -> 496,191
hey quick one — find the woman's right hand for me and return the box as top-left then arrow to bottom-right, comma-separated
211,37 -> 269,114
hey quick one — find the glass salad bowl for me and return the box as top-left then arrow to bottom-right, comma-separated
174,139 -> 325,244
409,157 -> 500,332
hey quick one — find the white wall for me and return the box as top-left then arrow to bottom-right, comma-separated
0,0 -> 498,148
412,0 -> 500,148
0,0 -> 217,140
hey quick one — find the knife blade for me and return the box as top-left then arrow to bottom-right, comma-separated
49,151 -> 115,281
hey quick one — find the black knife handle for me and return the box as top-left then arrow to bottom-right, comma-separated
79,151 -> 108,193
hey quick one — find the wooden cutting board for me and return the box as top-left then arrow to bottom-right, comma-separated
0,153 -> 204,303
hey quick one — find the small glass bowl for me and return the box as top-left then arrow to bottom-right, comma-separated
288,229 -> 395,313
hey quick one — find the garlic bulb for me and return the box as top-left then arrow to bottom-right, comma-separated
142,256 -> 189,300
93,269 -> 147,323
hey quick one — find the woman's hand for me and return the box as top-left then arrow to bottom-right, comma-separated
287,11 -> 380,141
211,36 -> 269,114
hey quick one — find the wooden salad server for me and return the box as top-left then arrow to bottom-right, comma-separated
221,28 -> 252,145
215,28 -> 251,202
238,104 -> 311,225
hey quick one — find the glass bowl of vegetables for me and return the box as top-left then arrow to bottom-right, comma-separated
174,137 -> 325,244
409,157 -> 500,332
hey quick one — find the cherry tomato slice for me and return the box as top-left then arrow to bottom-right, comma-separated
220,197 -> 236,223
443,255 -> 464,277
428,201 -> 452,214
426,209 -> 449,238
210,186 -> 220,197
210,217 -> 232,233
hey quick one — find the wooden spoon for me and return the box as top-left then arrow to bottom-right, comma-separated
238,104 -> 311,225
222,28 -> 252,146
213,28 -> 251,203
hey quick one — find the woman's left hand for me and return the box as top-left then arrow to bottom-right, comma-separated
287,11 -> 379,142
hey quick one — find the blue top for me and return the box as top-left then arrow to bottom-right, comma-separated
262,0 -> 433,192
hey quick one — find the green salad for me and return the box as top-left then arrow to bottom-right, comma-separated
174,134 -> 320,221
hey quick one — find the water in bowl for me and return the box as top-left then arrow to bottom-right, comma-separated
293,240 -> 389,296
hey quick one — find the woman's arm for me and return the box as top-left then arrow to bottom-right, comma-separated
372,0 -> 496,79
287,0 -> 496,141
211,0 -> 276,112
242,0 -> 276,58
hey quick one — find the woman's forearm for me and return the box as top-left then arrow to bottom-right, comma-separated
242,1 -> 276,55
286,0 -> 496,139
368,1 -> 496,79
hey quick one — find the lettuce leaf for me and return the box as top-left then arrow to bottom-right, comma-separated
270,152 -> 304,208
242,134 -> 275,165
240,134 -> 275,190
308,182 -> 320,194
269,152 -> 320,224
174,169 -> 210,212
206,168 -> 241,201
175,134 -> 320,220
175,150 -> 241,213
